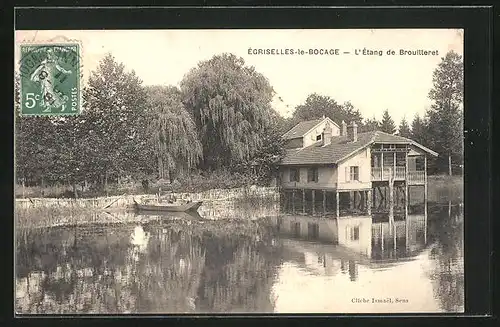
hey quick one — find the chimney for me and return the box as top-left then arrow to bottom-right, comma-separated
341,120 -> 347,136
321,124 -> 333,146
347,121 -> 358,142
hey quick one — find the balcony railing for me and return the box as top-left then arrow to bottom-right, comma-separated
371,167 -> 425,184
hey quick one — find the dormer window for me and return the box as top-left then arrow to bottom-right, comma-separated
316,134 -> 322,141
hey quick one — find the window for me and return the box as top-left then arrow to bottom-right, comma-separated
308,223 -> 320,240
316,134 -> 322,141
289,168 -> 300,182
291,222 -> 301,237
348,226 -> 360,241
348,166 -> 359,181
307,167 -> 319,182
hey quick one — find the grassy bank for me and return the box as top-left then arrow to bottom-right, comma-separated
410,174 -> 463,203
15,171 -> 262,199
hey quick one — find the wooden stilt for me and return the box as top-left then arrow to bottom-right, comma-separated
381,223 -> 384,252
405,146 -> 409,217
367,190 -> 372,215
336,191 -> 340,218
302,189 -> 305,214
389,169 -> 394,234
424,154 -> 428,206
322,190 -> 326,215
405,209 -> 409,251
312,190 -> 315,215
424,196 -> 428,244
381,152 -> 384,180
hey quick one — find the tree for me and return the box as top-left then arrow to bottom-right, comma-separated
144,85 -> 203,181
410,114 -> 428,146
82,53 -> 149,189
359,116 -> 380,133
180,53 -> 276,170
291,94 -> 363,127
379,109 -> 396,134
425,50 -> 464,174
397,117 -> 412,138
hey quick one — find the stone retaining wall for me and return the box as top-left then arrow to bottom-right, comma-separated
15,186 -> 280,210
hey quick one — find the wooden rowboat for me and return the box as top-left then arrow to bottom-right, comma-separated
133,199 -> 203,213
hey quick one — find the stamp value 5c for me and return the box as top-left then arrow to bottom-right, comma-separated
19,43 -> 81,116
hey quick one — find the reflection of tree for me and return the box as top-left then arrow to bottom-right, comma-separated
428,205 -> 464,312
195,232 -> 281,312
16,218 -> 283,314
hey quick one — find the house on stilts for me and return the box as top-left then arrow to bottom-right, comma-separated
277,116 -> 438,218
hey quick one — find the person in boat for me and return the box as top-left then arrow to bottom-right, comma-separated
167,194 -> 177,204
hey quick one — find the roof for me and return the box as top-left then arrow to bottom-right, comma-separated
282,119 -> 323,140
282,117 -> 340,140
280,131 -> 438,166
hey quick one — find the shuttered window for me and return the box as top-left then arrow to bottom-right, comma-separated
289,168 -> 300,182
346,166 -> 360,181
307,167 -> 319,182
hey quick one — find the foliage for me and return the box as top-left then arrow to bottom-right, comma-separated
291,93 -> 363,128
359,116 -> 380,133
425,51 -> 464,174
379,109 -> 396,134
180,53 -> 276,170
410,114 -> 428,146
397,117 -> 412,138
144,85 -> 203,181
82,53 -> 149,186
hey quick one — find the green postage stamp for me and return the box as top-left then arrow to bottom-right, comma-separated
19,43 -> 81,116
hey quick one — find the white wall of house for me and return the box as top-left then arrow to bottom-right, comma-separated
337,147 -> 372,190
280,166 -> 338,189
302,119 -> 341,148
275,215 -> 339,243
336,216 -> 372,256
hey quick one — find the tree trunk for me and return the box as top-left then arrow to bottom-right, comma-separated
448,155 -> 452,176
158,156 -> 164,179
72,183 -> 78,199
104,171 -> 108,196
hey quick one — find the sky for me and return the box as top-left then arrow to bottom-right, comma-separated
15,29 -> 463,124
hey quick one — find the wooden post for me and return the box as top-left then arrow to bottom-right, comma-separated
367,190 -> 372,215
389,169 -> 394,233
302,189 -> 305,214
336,191 -> 340,218
349,191 -> 354,210
393,151 -> 396,179
322,190 -> 326,214
424,155 -> 428,206
449,155 -> 452,176
381,223 -> 384,252
381,151 -> 384,180
292,189 -> 295,214
405,208 -> 409,250
312,190 -> 316,214
405,146 -> 409,218
424,197 -> 428,244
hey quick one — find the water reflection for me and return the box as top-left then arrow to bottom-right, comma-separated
15,199 -> 463,314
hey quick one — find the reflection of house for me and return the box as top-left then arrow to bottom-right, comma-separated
274,211 -> 428,268
278,116 -> 438,217
275,215 -> 372,256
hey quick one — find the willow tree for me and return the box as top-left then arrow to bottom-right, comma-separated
180,53 -> 275,170
145,85 -> 202,181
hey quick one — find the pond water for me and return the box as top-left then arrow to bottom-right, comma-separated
15,200 -> 463,314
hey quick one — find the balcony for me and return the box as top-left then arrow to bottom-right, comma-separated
371,167 -> 425,185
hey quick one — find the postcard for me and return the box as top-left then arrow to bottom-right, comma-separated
14,28 -> 464,314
